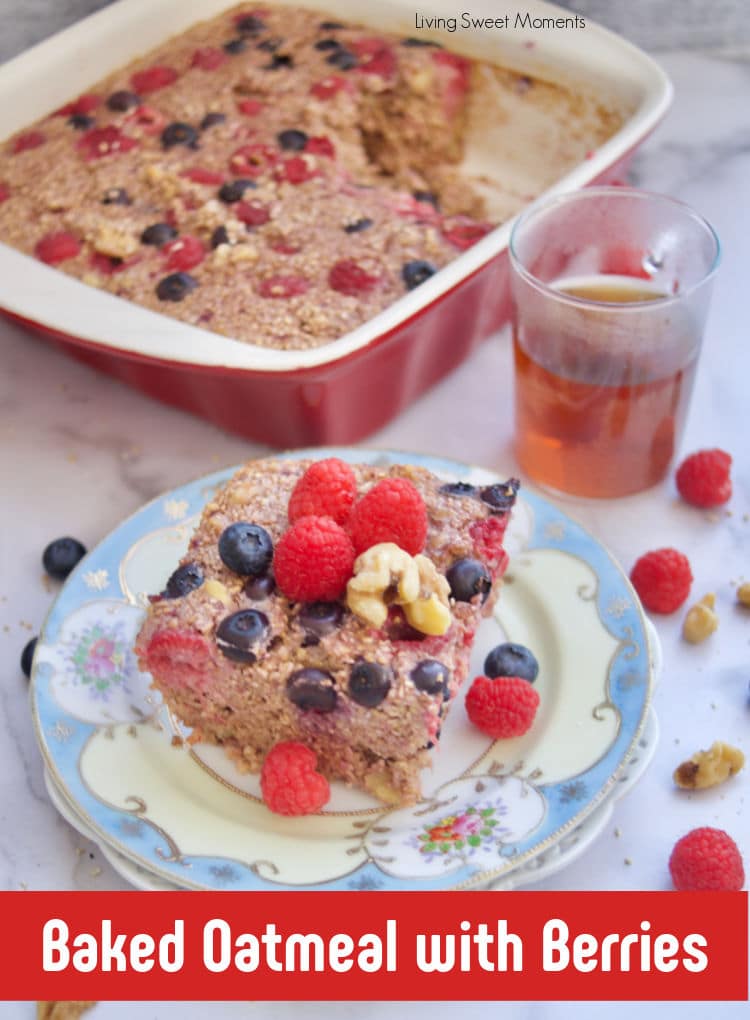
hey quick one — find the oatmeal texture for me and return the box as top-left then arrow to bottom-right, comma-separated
0,4 -> 621,350
135,458 -> 515,805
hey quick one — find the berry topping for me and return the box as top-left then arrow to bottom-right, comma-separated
35,232 -> 81,265
191,47 -> 227,70
297,601 -> 344,639
344,217 -> 373,234
101,187 -> 131,205
224,37 -> 247,54
315,38 -> 341,51
413,190 -> 440,209
56,93 -> 100,116
12,131 -> 45,153
630,548 -> 693,614
305,136 -> 335,159
219,178 -> 257,203
484,643 -> 538,683
77,126 -> 138,159
348,660 -> 392,707
275,156 -> 318,184
319,20 -> 346,30
164,562 -> 204,598
229,143 -> 277,176
131,65 -> 178,94
402,259 -> 437,290
244,573 -> 275,600
352,37 -> 397,79
288,458 -> 358,526
669,827 -> 745,891
441,216 -> 493,250
144,629 -> 212,679
106,90 -> 141,112
210,226 -> 230,249
440,481 -> 478,498
277,129 -> 308,151
274,516 -> 355,602
237,98 -> 264,116
264,53 -> 294,70
161,122 -> 199,149
260,742 -> 330,816
466,675 -> 540,738
141,222 -> 178,246
258,274 -> 310,298
310,75 -> 348,99
349,477 -> 428,556
480,479 -> 520,512
328,259 -> 380,295
68,114 -> 96,131
326,48 -> 357,70
287,668 -> 337,712
0,183 -> 9,203
215,609 -> 269,663
21,636 -> 37,679
125,105 -> 166,136
218,522 -> 274,577
236,199 -> 271,226
89,252 -> 129,276
155,272 -> 198,302
163,235 -> 205,271
201,111 -> 227,129
469,518 -> 509,572
235,14 -> 266,34
180,167 -> 225,185
257,37 -> 283,53
401,37 -> 442,47
446,558 -> 492,603
675,449 -> 732,508
42,537 -> 87,579
410,659 -> 450,696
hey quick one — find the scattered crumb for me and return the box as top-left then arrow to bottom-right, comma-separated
19,881 -> 27,890
2,625 -> 9,634
624,858 -> 632,866
737,582 -> 750,607
90,867 -> 102,877
41,573 -> 54,593
37,1002 -> 96,1020
20,620 -> 34,631
171,735 -> 184,747
705,512 -> 720,524
65,452 -> 78,463
614,827 -> 621,838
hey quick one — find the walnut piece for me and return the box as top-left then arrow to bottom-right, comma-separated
92,223 -> 139,259
403,554 -> 452,636
674,741 -> 745,789
682,593 -> 719,643
737,582 -> 750,607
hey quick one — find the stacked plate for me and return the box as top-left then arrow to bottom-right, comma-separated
30,450 -> 661,892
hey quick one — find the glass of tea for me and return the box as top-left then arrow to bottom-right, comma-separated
508,187 -> 720,498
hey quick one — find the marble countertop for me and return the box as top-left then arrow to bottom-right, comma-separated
0,27 -> 748,1020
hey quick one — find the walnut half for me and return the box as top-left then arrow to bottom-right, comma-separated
674,741 -> 745,789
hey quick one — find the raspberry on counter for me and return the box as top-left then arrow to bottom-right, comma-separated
675,448 -> 732,508
668,827 -> 745,891
629,548 -> 693,614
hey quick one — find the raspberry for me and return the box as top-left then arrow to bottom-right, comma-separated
441,216 -> 493,250
126,105 -> 166,137
12,131 -> 45,154
630,548 -> 693,614
669,827 -> 745,891
191,47 -> 227,71
131,65 -> 178,94
288,459 -> 358,526
349,477 -> 428,555
465,675 -> 540,739
258,274 -> 310,299
310,75 -> 348,100
237,98 -> 264,116
305,136 -> 335,159
35,232 -> 81,265
77,126 -> 138,160
352,38 -> 397,79
55,93 -> 101,117
90,251 -> 134,275
328,259 -> 380,295
260,742 -> 330,816
0,183 -> 10,204
274,516 -> 355,601
470,517 -> 510,572
275,156 -> 318,184
180,167 -> 225,185
229,143 -> 277,177
143,629 -> 212,684
235,199 -> 271,226
675,448 -> 732,508
163,236 -> 205,271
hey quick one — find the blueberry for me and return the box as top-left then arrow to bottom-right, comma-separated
161,122 -> 199,149
413,190 -> 440,209
156,272 -> 198,301
257,37 -> 283,52
480,479 -> 520,513
349,660 -> 392,708
106,90 -> 141,112
410,659 -> 450,696
218,522 -> 273,576
446,558 -> 492,603
315,38 -> 341,51
401,37 -> 442,48
216,609 -> 269,664
224,38 -> 248,54
326,48 -> 357,70
141,222 -> 178,246
210,225 -> 230,249
277,129 -> 308,152
484,642 -> 539,683
164,562 -> 203,598
68,114 -> 95,130
219,178 -> 257,203
200,112 -> 226,130
402,259 -> 437,290
298,601 -> 343,638
287,668 -> 337,712
20,636 -> 37,679
319,20 -> 345,30
264,53 -> 294,69
42,537 -> 87,579
440,481 -> 478,498
243,573 -> 275,600
344,218 -> 373,234
236,15 -> 266,34
101,187 -> 131,206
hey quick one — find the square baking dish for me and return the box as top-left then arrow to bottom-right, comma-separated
0,0 -> 671,446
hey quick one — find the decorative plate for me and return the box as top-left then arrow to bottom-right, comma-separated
30,449 -> 656,891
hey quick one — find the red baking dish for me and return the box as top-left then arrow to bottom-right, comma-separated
0,0 -> 671,446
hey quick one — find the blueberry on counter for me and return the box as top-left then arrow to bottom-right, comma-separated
216,610 -> 269,663
42,537 -> 87,579
348,660 -> 392,707
484,642 -> 539,683
20,636 -> 37,679
446,558 -> 492,604
218,522 -> 273,577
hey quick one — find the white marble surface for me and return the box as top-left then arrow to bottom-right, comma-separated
0,45 -> 749,1020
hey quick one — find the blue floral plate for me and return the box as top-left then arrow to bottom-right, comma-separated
30,449 -> 656,891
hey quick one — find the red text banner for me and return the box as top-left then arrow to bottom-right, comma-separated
0,891 -> 746,1001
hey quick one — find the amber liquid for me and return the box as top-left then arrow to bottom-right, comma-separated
514,278 -> 697,498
